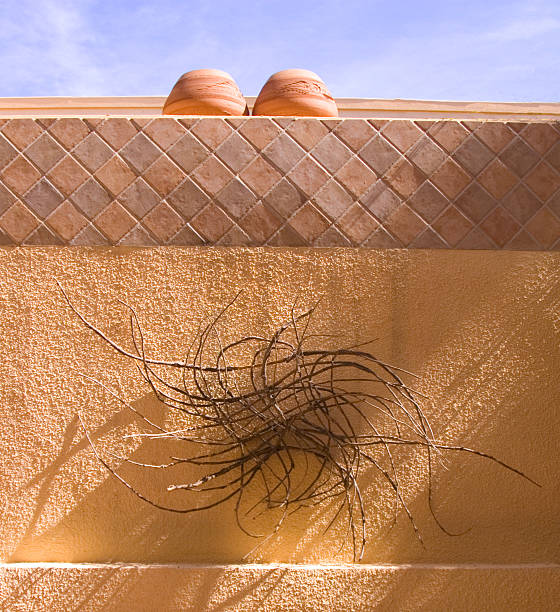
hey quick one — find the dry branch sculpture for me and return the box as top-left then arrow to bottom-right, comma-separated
60,285 -> 539,561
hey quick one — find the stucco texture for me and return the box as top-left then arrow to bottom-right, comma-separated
0,248 -> 558,578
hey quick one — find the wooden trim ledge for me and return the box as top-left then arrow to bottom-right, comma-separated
0,96 -> 559,120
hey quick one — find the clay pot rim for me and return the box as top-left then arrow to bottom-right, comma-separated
264,68 -> 325,82
175,68 -> 238,81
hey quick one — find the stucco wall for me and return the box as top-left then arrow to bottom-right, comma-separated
0,247 -> 559,608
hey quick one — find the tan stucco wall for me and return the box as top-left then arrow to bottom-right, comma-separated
1,563 -> 559,611
0,247 -> 559,607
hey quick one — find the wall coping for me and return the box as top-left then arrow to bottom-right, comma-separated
1,96 -> 559,120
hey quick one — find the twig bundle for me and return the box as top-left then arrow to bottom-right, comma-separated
60,285 -> 539,561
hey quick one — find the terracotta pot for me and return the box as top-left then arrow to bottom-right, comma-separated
163,69 -> 248,116
253,69 -> 338,117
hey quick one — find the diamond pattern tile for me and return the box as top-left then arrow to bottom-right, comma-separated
310,133 -> 353,174
0,201 -> 38,241
25,132 -> 64,172
0,116 -> 559,249
23,179 -> 63,219
167,132 -> 209,172
286,119 -> 329,151
95,118 -> 138,151
120,133 -> 161,173
119,178 -> 160,219
0,134 -> 18,169
48,119 -> 90,150
142,156 -> 185,197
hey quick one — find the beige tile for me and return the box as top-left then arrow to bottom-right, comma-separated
428,121 -> 470,153
267,224 -> 307,246
333,119 -> 376,151
409,227 -> 447,249
71,178 -> 112,219
361,181 -> 401,221
216,179 -> 256,220
310,133 -> 353,173
381,121 -> 424,153
407,136 -> 447,175
215,132 -> 257,172
167,132 -> 209,172
48,119 -> 90,150
94,201 -> 137,243
288,203 -> 330,243
239,202 -> 283,243
23,224 -> 63,245
545,141 -> 560,172
0,155 -> 41,195
0,134 -> 18,169
47,156 -> 89,196
0,201 -> 39,242
502,184 -> 542,223
286,119 -> 329,150
525,206 -> 560,248
363,227 -> 400,248
263,179 -> 305,219
95,156 -> 137,196
167,177 -> 209,220
473,122 -> 515,153
70,224 -> 109,246
431,159 -> 470,199
314,225 -> 352,247
191,118 -> 233,148
383,204 -> 427,246
524,161 -> 560,201
191,157 -> 234,196
168,225 -> 204,246
521,123 -> 559,155
499,138 -> 540,177
142,156 -> 185,197
118,225 -> 157,246
96,118 -> 138,150
359,135 -> 400,176
337,203 -> 378,244
1,119 -> 42,150
143,202 -> 184,242
313,180 -> 354,220
454,183 -> 497,223
408,181 -> 449,222
456,227 -> 496,249
477,159 -> 518,200
452,136 -> 494,176
24,132 -> 64,172
479,206 -> 521,247
431,205 -> 473,246
73,132 -> 113,172
118,178 -> 160,219
239,118 -> 281,150
239,157 -> 282,197
191,203 -> 233,242
263,133 -> 306,174
23,179 -> 63,218
335,157 -> 377,197
384,158 -> 425,198
218,225 -> 253,246
120,133 -> 161,173
143,118 -> 186,150
287,156 -> 330,197
46,200 -> 88,241
505,229 -> 540,250
0,183 -> 16,215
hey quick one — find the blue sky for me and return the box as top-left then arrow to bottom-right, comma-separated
1,0 -> 559,101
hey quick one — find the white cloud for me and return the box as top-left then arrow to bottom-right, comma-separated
0,0 -> 106,95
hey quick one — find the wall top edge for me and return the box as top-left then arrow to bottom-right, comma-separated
0,96 -> 559,120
